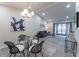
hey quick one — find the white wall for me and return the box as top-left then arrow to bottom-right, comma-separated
74,28 -> 79,57
0,5 -> 43,47
76,2 -> 79,12
74,2 -> 79,57
46,22 -> 53,33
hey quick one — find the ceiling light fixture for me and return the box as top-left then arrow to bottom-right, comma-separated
21,2 -> 35,18
66,16 -> 69,19
66,4 -> 70,8
42,13 -> 46,16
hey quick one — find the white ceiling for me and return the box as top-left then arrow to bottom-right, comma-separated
37,2 -> 76,22
0,2 -> 55,11
0,2 -> 76,22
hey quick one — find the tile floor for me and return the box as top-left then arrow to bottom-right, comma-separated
0,35 -> 73,57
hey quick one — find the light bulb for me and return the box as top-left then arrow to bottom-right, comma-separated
31,11 -> 34,16
24,9 -> 28,14
27,13 -> 32,18
21,12 -> 25,16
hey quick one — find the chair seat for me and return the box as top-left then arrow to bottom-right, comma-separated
28,41 -> 44,57
32,39 -> 38,44
29,44 -> 36,52
16,44 -> 25,52
10,47 -> 20,54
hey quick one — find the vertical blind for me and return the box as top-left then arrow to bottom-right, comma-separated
54,22 -> 72,35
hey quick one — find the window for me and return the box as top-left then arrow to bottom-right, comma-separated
58,24 -> 62,34
62,24 -> 66,34
54,23 -> 71,35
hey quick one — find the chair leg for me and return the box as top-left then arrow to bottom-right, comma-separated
23,50 -> 25,57
28,52 -> 30,57
41,51 -> 43,57
20,52 -> 22,56
27,49 -> 30,57
10,54 -> 12,57
14,54 -> 16,57
35,53 -> 37,57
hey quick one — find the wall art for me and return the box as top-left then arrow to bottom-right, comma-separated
11,17 -> 25,31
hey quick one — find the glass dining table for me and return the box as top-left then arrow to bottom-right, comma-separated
17,36 -> 38,57
25,37 -> 34,57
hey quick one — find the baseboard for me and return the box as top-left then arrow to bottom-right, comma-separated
0,45 -> 7,50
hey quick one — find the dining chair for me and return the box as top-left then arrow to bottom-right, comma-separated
18,34 -> 30,47
29,40 -> 44,57
4,41 -> 25,57
18,34 -> 26,43
30,36 -> 38,46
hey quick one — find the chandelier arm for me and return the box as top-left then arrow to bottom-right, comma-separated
21,2 -> 35,18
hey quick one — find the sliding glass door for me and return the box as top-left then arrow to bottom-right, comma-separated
61,24 -> 66,34
54,22 -> 71,35
58,24 -> 62,34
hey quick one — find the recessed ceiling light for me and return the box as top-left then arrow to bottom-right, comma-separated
66,4 -> 70,8
66,16 -> 69,19
42,13 -> 46,16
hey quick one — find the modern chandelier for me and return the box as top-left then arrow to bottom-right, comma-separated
21,2 -> 35,18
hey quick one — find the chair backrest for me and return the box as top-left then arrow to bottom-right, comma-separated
4,41 -> 20,53
31,40 -> 44,53
4,41 -> 15,50
18,34 -> 26,42
39,40 -> 44,47
31,39 -> 38,45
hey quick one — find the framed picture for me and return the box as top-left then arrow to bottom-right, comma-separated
10,17 -> 25,31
